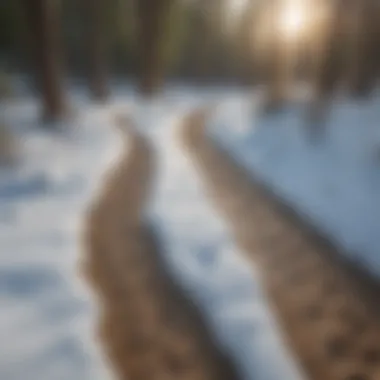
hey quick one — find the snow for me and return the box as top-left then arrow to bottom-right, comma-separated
0,99 -> 123,380
0,89 -> 307,380
3,85 -> 379,380
211,94 -> 380,278
132,99 -> 305,380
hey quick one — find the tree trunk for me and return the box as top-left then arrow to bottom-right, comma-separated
193,7 -> 213,82
263,0 -> 288,112
348,0 -> 378,98
85,0 -> 109,101
237,1 -> 260,86
315,1 -> 345,98
135,0 -> 174,97
24,0 -> 66,123
305,0 -> 345,139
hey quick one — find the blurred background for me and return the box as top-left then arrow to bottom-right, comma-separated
1,1 -> 380,380
1,0 -> 378,112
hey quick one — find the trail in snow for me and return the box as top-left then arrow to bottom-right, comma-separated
181,106 -> 380,380
132,101 -> 304,380
0,92 -> 304,380
212,96 -> 380,278
82,119 -> 246,380
3,87 -> 379,380
0,100 -> 124,380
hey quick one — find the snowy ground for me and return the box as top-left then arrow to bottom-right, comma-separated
0,98 -> 125,380
133,99 -> 305,380
212,94 -> 380,278
0,89 -> 307,380
1,86 -> 379,380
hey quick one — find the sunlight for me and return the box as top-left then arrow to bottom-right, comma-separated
280,0 -> 306,39
224,0 -> 249,34
228,0 -> 249,15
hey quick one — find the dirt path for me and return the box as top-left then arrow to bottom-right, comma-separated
180,108 -> 380,380
80,118 -> 242,380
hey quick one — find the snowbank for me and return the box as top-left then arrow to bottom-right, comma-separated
211,94 -> 380,278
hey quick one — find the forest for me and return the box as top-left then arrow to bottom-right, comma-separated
2,3 -> 380,380
1,0 -> 380,122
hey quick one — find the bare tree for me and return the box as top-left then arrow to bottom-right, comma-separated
348,0 -> 378,98
84,0 -> 109,101
305,0 -> 345,138
236,0 -> 260,86
24,0 -> 67,122
262,0 -> 288,112
135,0 -> 175,96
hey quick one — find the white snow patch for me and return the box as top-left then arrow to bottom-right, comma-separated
212,94 -> 380,277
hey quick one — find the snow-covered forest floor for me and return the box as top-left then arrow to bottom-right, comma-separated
0,85 -> 379,380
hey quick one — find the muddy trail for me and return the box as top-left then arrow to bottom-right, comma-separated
81,119 -> 243,380
180,109 -> 380,380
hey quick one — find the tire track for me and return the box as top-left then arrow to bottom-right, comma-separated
180,107 -> 380,380
80,116 -> 243,380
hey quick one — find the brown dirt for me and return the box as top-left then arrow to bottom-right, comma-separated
180,107 -> 380,380
80,120 -> 243,380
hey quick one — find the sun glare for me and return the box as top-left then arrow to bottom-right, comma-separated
280,0 -> 305,39
224,0 -> 249,34
228,0 -> 249,15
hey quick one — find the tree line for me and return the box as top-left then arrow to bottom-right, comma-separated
1,0 -> 380,126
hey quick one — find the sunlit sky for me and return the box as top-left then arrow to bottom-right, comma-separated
226,0 -> 307,40
227,0 -> 250,15
225,0 -> 250,18
224,0 -> 250,32
280,0 -> 306,38
188,0 -> 308,41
